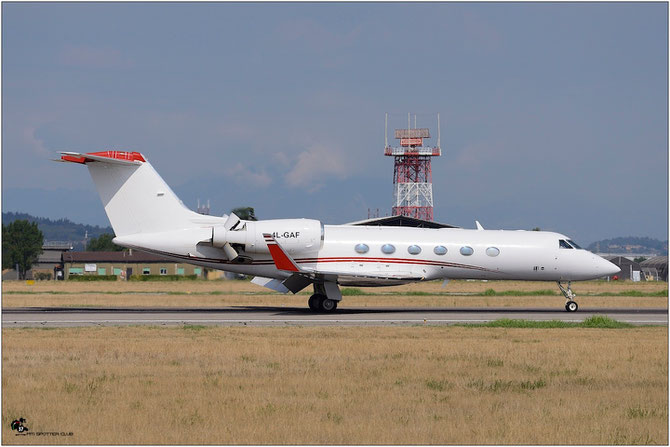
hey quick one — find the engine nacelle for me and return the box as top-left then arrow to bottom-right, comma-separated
212,218 -> 323,255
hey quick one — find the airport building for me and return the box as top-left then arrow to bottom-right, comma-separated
640,256 -> 668,282
600,256 -> 645,281
28,242 -> 73,280
600,255 -> 668,282
62,251 -> 205,279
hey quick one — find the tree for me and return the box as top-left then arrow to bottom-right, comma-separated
87,233 -> 123,251
634,256 -> 648,264
231,207 -> 257,221
531,227 -> 541,231
2,220 -> 44,279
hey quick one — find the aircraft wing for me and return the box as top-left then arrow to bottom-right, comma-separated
311,270 -> 424,286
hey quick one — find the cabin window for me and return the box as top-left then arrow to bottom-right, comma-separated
567,240 -> 582,249
559,240 -> 573,249
407,245 -> 422,255
434,246 -> 447,255
381,244 -> 396,254
460,246 -> 474,256
355,243 -> 369,254
486,247 -> 500,257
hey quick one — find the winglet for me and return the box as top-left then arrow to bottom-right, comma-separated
263,234 -> 301,272
475,220 -> 484,230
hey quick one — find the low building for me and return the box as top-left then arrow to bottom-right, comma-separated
31,242 -> 73,280
640,256 -> 668,282
62,251 -> 205,279
349,215 -> 458,229
601,256 -> 645,281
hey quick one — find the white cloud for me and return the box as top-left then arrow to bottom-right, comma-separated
284,144 -> 349,191
225,162 -> 272,188
22,127 -> 49,156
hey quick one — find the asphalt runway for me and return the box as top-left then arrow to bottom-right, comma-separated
2,306 -> 667,327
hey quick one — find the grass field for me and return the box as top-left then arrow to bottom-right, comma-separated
2,325 -> 667,445
2,279 -> 667,309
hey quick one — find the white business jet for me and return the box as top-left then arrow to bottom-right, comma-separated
59,151 -> 620,313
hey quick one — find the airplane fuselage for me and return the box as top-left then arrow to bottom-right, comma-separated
115,223 -> 616,285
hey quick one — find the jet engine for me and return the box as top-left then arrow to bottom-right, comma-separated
211,214 -> 322,260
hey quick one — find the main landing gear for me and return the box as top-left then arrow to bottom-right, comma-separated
307,282 -> 341,313
557,281 -> 578,312
308,294 -> 338,312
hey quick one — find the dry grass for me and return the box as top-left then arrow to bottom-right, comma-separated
2,325 -> 667,444
2,279 -> 667,309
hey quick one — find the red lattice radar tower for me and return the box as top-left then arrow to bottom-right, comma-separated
385,114 -> 441,221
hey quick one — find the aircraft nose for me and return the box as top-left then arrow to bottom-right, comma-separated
598,256 -> 621,276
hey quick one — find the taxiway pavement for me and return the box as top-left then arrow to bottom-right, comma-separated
2,306 -> 667,327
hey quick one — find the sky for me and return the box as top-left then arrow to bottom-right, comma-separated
2,2 -> 668,246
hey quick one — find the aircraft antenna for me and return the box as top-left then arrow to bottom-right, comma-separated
385,113 -> 388,149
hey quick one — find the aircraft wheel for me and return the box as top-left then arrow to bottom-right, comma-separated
320,298 -> 338,313
565,301 -> 578,312
308,294 -> 322,311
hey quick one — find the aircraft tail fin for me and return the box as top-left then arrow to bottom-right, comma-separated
60,151 -> 200,237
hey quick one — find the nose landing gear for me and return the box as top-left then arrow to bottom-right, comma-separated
557,281 -> 578,312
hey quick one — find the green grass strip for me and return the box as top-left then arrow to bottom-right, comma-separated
481,288 -> 557,296
591,290 -> 668,297
459,315 -> 635,329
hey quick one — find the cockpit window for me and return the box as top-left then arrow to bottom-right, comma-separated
559,239 -> 573,249
567,240 -> 582,249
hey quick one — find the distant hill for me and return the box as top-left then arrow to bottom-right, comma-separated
2,212 -> 113,251
587,237 -> 668,256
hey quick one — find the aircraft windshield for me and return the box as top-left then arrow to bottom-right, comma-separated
559,239 -> 573,249
567,240 -> 582,249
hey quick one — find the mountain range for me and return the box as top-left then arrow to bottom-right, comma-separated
2,212 -> 113,251
586,237 -> 668,256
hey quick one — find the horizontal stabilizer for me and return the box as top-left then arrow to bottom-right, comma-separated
59,151 -> 146,166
